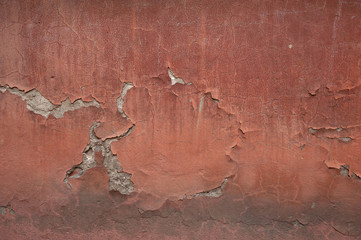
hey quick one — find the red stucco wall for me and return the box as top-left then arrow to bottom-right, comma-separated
1,0 -> 361,239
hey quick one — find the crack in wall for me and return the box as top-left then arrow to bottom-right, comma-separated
116,82 -> 134,119
64,122 -> 135,195
308,127 -> 353,143
205,92 -> 220,103
193,178 -> 228,198
338,137 -> 352,143
308,127 -> 343,134
6,67 -> 235,199
0,84 -> 100,118
309,126 -> 358,180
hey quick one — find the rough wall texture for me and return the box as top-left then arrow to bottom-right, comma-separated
1,0 -> 361,239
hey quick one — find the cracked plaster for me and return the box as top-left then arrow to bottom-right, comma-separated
1,0 -> 361,238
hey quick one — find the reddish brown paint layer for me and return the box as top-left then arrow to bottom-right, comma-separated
1,0 -> 361,239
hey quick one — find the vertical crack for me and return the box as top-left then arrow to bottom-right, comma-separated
116,82 -> 134,119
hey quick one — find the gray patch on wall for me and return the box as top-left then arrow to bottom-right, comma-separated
168,68 -> 185,86
116,82 -> 134,119
0,84 -> 100,118
194,178 -> 228,198
64,122 -> 135,195
0,205 -> 15,215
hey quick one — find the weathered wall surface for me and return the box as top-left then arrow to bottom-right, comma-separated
1,0 -> 361,239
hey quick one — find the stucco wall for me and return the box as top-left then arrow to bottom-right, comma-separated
1,0 -> 361,239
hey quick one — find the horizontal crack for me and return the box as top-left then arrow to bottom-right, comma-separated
193,178 -> 228,198
0,84 -> 100,118
309,127 -> 353,143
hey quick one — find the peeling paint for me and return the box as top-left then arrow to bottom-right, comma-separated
0,84 -> 100,118
205,92 -> 220,103
338,165 -> 361,181
1,1 -> 361,238
0,205 -> 15,215
194,178 -> 228,198
116,82 -> 134,119
168,68 -> 185,85
308,127 -> 318,134
309,127 -> 353,143
340,164 -> 350,176
0,206 -> 6,215
339,137 -> 352,143
309,127 -> 349,132
64,122 -> 135,195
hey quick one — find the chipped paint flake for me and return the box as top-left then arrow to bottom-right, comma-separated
168,68 -> 185,86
